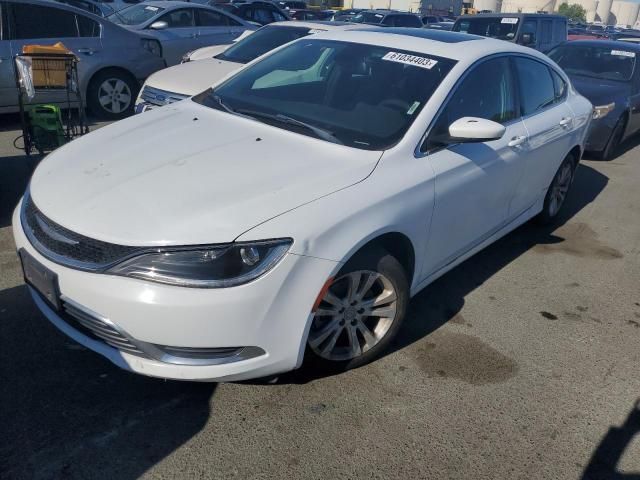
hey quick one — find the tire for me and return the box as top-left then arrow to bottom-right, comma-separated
87,69 -> 138,120
599,115 -> 626,161
305,246 -> 409,373
537,153 -> 577,225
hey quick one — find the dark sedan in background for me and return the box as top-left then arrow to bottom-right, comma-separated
549,40 -> 640,159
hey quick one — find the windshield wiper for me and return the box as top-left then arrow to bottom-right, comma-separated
234,108 -> 344,145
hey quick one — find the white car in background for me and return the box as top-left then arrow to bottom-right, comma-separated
14,29 -> 592,382
134,21 -> 361,113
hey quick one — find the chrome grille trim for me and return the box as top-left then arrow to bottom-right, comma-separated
21,193 -> 144,272
61,297 -> 148,358
139,86 -> 188,107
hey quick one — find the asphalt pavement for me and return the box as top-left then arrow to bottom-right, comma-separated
0,113 -> 638,479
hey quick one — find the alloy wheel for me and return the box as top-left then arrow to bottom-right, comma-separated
548,161 -> 573,217
308,270 -> 398,361
98,78 -> 132,115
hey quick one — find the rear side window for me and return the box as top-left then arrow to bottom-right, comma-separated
550,69 -> 567,101
428,56 -> 517,149
11,3 -> 79,39
390,15 -> 422,27
514,57 -> 556,115
159,9 -> 195,28
78,15 -> 101,37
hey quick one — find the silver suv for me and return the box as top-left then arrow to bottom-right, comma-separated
0,0 -> 166,119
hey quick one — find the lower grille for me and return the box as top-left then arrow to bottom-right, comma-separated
61,300 -> 148,358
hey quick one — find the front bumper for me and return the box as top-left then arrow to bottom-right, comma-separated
12,203 -> 338,382
585,115 -> 617,152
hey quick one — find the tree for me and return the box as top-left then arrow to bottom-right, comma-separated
558,3 -> 587,22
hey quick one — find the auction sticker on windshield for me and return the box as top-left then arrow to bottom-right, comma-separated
382,52 -> 438,69
501,17 -> 518,23
611,50 -> 636,57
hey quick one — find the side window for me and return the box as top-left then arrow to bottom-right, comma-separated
247,7 -> 272,24
514,57 -> 556,115
197,10 -> 229,26
159,9 -> 195,28
553,20 -> 566,42
11,3 -> 79,39
77,15 -> 101,37
272,10 -> 287,22
428,57 -> 517,147
550,69 -> 567,102
394,15 -> 421,27
540,19 -> 552,43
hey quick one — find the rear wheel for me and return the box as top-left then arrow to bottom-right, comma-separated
599,115 -> 626,161
306,247 -> 409,372
537,153 -> 577,224
87,69 -> 138,120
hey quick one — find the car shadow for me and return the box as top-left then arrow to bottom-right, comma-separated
0,153 -> 41,229
283,162 -> 609,384
581,399 -> 640,479
0,284 -> 216,480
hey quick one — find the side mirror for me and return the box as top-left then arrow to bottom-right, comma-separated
448,117 -> 505,142
149,21 -> 169,30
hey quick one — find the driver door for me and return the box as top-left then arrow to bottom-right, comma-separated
421,56 -> 530,277
152,8 -> 198,66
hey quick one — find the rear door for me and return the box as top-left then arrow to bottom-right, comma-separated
6,1 -> 103,108
196,9 -> 244,47
153,8 -> 198,65
512,56 -> 575,211
0,3 -> 16,109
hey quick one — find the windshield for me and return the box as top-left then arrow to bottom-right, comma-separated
453,17 -> 520,40
351,11 -> 385,24
216,26 -> 316,64
108,4 -> 164,25
549,45 -> 636,81
194,40 -> 455,150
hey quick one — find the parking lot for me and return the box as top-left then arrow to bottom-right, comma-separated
0,111 -> 638,479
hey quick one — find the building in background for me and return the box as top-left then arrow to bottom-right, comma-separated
342,0 -> 463,14
500,0 -> 556,12
471,0 -> 502,11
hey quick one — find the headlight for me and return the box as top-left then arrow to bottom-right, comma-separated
141,38 -> 163,57
107,239 -> 292,288
181,51 -> 194,63
592,102 -> 615,119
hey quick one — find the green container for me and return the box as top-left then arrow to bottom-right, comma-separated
28,104 -> 66,152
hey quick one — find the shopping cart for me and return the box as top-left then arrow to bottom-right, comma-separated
14,43 -> 89,155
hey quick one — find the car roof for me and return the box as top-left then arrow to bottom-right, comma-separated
310,28 -> 546,63
138,0 -> 213,8
457,13 -> 565,20
561,39 -> 640,50
267,20 -> 364,29
358,9 -> 416,16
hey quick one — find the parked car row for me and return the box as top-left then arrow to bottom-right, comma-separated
13,28 -> 593,382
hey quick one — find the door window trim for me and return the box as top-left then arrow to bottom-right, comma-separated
415,53 -> 523,157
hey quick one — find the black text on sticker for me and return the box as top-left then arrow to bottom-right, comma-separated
382,52 -> 438,69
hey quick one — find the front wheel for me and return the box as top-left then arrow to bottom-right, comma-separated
537,153 -> 576,224
87,69 -> 138,120
306,247 -> 409,372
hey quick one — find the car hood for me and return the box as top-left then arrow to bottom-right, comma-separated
29,101 -> 381,247
146,58 -> 242,96
569,74 -> 630,106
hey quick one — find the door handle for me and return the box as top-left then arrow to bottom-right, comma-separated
508,135 -> 527,147
77,48 -> 95,55
559,117 -> 573,127
190,33 -> 199,38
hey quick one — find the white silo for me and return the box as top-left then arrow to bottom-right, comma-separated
595,0 -> 613,23
501,0 -> 555,13
473,0 -> 501,12
610,0 -> 640,26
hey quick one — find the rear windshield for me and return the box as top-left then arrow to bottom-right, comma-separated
216,25 -> 315,64
548,44 -> 636,81
351,11 -> 386,24
108,4 -> 164,25
195,39 -> 455,150
453,17 -> 520,40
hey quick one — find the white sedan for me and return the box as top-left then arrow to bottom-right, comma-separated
134,21 -> 361,113
14,29 -> 592,382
